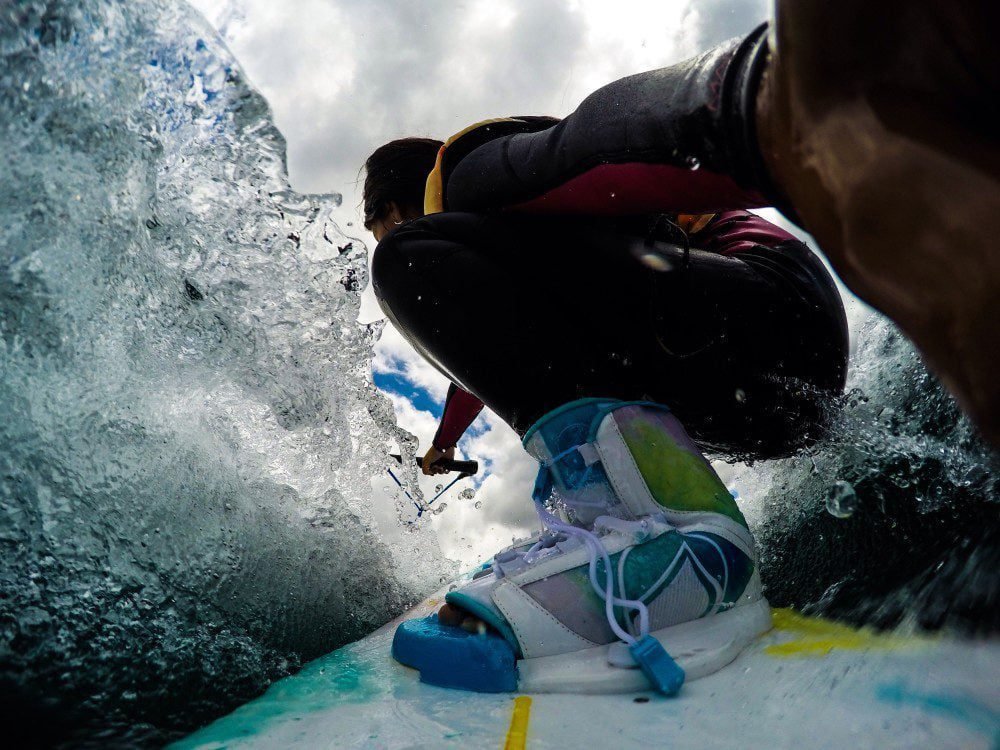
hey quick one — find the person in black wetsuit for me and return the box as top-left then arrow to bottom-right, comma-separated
364,135 -> 850,471
361,16 -> 961,641
364,4 -> 997,653
381,7 -> 1000,449
364,128 -> 849,635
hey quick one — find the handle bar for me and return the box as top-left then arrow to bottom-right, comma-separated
390,454 -> 479,476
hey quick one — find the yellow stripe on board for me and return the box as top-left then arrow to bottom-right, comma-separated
503,696 -> 532,750
766,607 -> 929,657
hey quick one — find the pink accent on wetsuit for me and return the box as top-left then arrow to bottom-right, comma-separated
433,383 -> 484,450
509,163 -> 769,217
693,210 -> 797,255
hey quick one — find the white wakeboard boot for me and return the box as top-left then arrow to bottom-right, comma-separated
392,398 -> 770,695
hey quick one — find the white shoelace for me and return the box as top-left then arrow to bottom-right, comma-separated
524,444 -> 656,646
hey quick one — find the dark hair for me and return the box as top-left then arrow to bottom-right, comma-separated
363,137 -> 443,230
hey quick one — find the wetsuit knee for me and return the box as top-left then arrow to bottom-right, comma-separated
371,217 -> 459,317
370,214 -> 512,399
370,221 -> 447,369
370,225 -> 414,313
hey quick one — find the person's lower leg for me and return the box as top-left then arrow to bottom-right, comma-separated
440,398 -> 753,632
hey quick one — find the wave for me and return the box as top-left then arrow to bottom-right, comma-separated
736,314 -> 997,635
0,1 -> 448,746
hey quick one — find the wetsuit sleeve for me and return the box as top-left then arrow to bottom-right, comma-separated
444,25 -> 792,219
432,383 -> 484,450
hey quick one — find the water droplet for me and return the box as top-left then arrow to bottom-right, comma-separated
824,480 -> 857,519
434,484 -> 443,493
635,251 -> 673,272
734,388 -> 746,403
474,501 -> 483,509
459,488 -> 476,500
685,155 -> 700,170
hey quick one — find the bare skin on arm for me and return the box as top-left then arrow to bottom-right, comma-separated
756,0 -> 1000,445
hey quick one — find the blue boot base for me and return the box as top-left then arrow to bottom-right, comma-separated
391,615 -> 518,693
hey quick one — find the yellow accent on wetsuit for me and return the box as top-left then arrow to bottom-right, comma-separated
424,118 -> 524,215
678,213 -> 716,234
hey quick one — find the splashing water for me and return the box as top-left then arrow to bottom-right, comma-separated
732,315 -> 998,635
0,1 -> 450,746
824,480 -> 858,519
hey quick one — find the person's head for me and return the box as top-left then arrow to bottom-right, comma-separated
363,137 -> 443,241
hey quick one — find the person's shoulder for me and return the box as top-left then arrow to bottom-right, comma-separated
425,117 -> 561,213
440,117 -> 559,175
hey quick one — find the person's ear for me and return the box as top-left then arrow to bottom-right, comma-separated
385,202 -> 406,225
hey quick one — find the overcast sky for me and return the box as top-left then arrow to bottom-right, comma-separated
193,0 -> 768,197
189,0 -> 800,565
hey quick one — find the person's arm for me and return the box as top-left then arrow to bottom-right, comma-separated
442,25 -> 794,220
422,384 -> 483,475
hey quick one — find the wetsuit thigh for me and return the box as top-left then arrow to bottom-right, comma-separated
372,212 -> 661,433
372,212 -> 848,456
647,239 -> 849,457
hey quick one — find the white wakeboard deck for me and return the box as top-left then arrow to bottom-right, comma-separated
173,593 -> 1000,749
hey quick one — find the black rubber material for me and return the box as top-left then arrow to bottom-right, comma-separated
390,454 -> 479,475
373,212 -> 849,460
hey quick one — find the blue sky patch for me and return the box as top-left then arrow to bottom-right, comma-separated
373,370 -> 443,418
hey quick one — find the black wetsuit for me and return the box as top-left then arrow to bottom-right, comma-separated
373,24 -> 849,460
374,210 -> 848,459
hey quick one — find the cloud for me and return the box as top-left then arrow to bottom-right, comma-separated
373,324 -> 451,402
192,0 -> 770,202
430,407 -> 540,566
681,0 -> 769,52
193,0 -> 586,198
